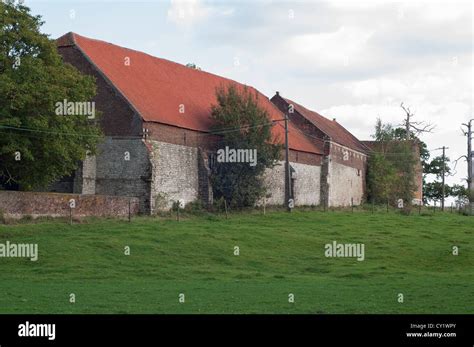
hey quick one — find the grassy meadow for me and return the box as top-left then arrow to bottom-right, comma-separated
0,208 -> 472,313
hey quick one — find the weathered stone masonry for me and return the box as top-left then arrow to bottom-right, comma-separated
270,93 -> 369,207
53,32 -> 369,214
325,142 -> 367,207
263,150 -> 323,206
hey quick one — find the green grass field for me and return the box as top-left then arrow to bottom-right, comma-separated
0,209 -> 472,313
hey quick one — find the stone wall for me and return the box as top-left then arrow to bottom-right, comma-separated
292,162 -> 321,206
0,191 -> 139,219
198,148 -> 213,207
262,162 -> 286,205
46,134 -> 365,212
57,38 -> 369,212
324,141 -> 367,207
94,138 -> 152,213
262,160 -> 321,206
74,154 -> 97,194
46,136 -> 213,215
149,140 -> 200,212
327,160 -> 365,206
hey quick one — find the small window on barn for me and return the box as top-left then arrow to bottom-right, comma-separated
357,169 -> 361,176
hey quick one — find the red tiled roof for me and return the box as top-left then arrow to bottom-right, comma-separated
282,97 -> 368,153
56,32 -> 323,155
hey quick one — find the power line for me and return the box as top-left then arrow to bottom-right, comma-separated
1,121 -> 436,157
0,118 -> 284,139
0,125 -> 104,138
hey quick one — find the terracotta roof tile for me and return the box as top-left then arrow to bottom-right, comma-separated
283,97 -> 368,154
56,32 -> 323,155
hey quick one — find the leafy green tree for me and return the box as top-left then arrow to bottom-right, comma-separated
423,182 -> 449,203
450,184 -> 468,201
422,155 -> 449,203
390,140 -> 417,207
374,121 -> 429,165
210,85 -> 281,208
422,155 -> 468,204
367,118 -> 417,210
424,155 -> 451,179
367,152 -> 397,204
0,1 -> 101,190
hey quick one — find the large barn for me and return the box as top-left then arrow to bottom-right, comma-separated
54,32 -> 369,213
271,93 -> 369,207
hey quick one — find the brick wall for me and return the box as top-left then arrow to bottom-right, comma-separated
270,94 -> 329,144
145,122 -> 219,150
58,44 -> 143,137
329,142 -> 367,170
57,41 -> 346,211
0,191 -> 139,219
58,43 -> 153,212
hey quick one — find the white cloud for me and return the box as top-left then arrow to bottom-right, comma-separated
399,1 -> 469,23
44,0 -> 471,187
288,26 -> 375,69
167,0 -> 235,26
167,0 -> 210,25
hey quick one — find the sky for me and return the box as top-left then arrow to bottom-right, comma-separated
26,0 -> 473,194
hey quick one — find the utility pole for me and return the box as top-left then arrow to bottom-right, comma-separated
441,146 -> 448,211
462,119 -> 474,215
284,112 -> 292,212
432,146 -> 449,211
467,121 -> 472,212
462,120 -> 473,214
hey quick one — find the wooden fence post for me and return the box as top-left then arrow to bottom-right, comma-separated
177,201 -> 180,222
224,199 -> 228,219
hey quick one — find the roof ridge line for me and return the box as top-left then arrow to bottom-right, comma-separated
282,95 -> 368,153
282,97 -> 331,139
69,33 -> 259,96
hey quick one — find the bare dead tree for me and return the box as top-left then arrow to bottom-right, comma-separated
461,120 -> 473,205
400,102 -> 435,141
450,155 -> 467,178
